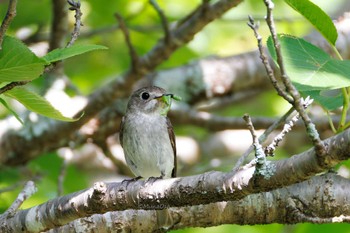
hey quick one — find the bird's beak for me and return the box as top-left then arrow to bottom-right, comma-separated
154,93 -> 173,99
163,93 -> 174,98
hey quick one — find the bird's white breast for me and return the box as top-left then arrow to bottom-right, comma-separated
122,112 -> 174,178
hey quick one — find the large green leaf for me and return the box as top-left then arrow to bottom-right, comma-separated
302,89 -> 343,111
5,87 -> 80,122
267,34 -> 350,91
284,0 -> 337,45
0,36 -> 46,82
43,44 -> 108,63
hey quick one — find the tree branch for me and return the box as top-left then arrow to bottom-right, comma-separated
1,181 -> 37,219
0,81 -> 29,95
46,174 -> 350,232
114,13 -> 140,74
149,0 -> 171,44
2,127 -> 350,232
66,0 -> 82,47
49,0 -> 68,51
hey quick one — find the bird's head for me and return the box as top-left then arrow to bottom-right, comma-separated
126,86 -> 174,116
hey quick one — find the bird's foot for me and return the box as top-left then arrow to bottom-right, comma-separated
121,176 -> 142,188
145,176 -> 163,186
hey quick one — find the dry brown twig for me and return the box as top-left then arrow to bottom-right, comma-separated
149,0 -> 171,44
115,13 -> 140,74
67,0 -> 83,47
0,0 -> 17,49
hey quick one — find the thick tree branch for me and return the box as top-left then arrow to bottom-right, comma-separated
46,174 -> 350,232
2,129 -> 350,232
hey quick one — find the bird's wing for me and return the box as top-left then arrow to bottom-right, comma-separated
119,116 -> 125,148
166,117 -> 177,178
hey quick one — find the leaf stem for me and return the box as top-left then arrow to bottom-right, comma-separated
330,44 -> 350,132
325,110 -> 336,133
339,87 -> 350,132
331,44 -> 343,61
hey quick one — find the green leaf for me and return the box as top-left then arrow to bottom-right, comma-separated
0,36 -> 46,82
302,89 -> 343,111
171,94 -> 182,101
43,44 -> 108,63
284,0 -> 337,45
267,34 -> 350,91
5,87 -> 80,122
161,95 -> 172,116
0,97 -> 24,124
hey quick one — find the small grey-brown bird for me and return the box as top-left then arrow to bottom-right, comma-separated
119,86 -> 177,179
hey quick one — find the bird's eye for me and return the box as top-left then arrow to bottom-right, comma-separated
141,92 -> 150,100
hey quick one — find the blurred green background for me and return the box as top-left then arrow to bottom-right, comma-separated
0,0 -> 349,232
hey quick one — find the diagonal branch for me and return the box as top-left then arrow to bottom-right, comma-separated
115,13 -> 140,74
1,181 -> 37,218
149,0 -> 171,44
0,81 -> 29,95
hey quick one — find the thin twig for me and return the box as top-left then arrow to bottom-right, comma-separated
115,13 -> 140,73
243,114 -> 266,164
243,114 -> 275,179
3,181 -> 37,218
67,0 -> 83,47
231,107 -> 295,174
0,181 -> 25,194
57,158 -> 68,196
265,97 -> 313,156
149,0 -> 171,44
247,15 -> 293,104
262,0 -> 326,157
0,81 -> 29,95
243,114 -> 258,144
0,0 -> 17,49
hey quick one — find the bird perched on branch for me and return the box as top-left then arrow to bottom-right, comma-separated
120,86 -> 179,179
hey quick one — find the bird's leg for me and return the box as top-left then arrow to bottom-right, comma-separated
146,172 -> 165,185
121,176 -> 142,188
